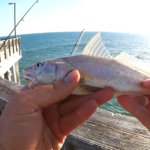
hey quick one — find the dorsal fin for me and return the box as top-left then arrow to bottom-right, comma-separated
82,32 -> 111,58
114,52 -> 150,75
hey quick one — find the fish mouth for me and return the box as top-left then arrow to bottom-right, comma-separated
23,69 -> 36,83
24,75 -> 34,82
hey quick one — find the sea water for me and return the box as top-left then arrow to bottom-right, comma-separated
19,32 -> 150,115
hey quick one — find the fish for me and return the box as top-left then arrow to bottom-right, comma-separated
23,32 -> 150,96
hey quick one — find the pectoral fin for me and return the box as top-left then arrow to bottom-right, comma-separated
72,84 -> 99,95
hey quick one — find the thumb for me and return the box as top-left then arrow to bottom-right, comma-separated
142,79 -> 150,89
28,70 -> 80,108
10,70 -> 80,111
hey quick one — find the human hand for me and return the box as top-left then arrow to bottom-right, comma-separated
117,80 -> 150,130
0,70 -> 114,150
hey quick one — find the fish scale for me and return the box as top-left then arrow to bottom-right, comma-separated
62,55 -> 147,94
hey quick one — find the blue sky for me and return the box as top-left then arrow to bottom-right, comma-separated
1,0 -> 150,36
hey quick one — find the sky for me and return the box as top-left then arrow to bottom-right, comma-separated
0,0 -> 150,36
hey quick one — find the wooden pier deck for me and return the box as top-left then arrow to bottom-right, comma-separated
62,109 -> 150,150
0,78 -> 150,150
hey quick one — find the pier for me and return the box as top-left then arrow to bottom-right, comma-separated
0,78 -> 150,150
0,37 -> 22,83
62,109 -> 150,150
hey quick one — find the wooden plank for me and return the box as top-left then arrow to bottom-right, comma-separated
4,45 -> 7,59
8,40 -> 11,56
18,38 -> 21,55
68,108 -> 150,150
0,77 -> 23,102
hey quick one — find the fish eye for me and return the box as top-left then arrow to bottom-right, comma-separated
36,62 -> 43,67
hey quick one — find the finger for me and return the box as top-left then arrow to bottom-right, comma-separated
21,85 -> 29,91
16,70 -> 80,108
90,88 -> 114,105
58,95 -> 87,117
58,88 -> 114,117
145,95 -> 150,110
59,99 -> 98,135
131,96 -> 149,107
142,79 -> 150,89
118,95 -> 150,130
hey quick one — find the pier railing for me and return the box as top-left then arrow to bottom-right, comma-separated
0,37 -> 21,62
0,38 -> 22,83
0,77 -> 150,150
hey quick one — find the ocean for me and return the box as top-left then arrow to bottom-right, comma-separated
19,32 -> 150,115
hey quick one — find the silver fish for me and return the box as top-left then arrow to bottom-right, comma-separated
23,32 -> 150,96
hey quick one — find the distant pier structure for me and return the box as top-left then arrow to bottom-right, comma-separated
0,37 -> 22,84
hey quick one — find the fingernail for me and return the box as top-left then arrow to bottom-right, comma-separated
142,79 -> 150,88
143,96 -> 149,106
131,96 -> 149,107
64,70 -> 76,83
